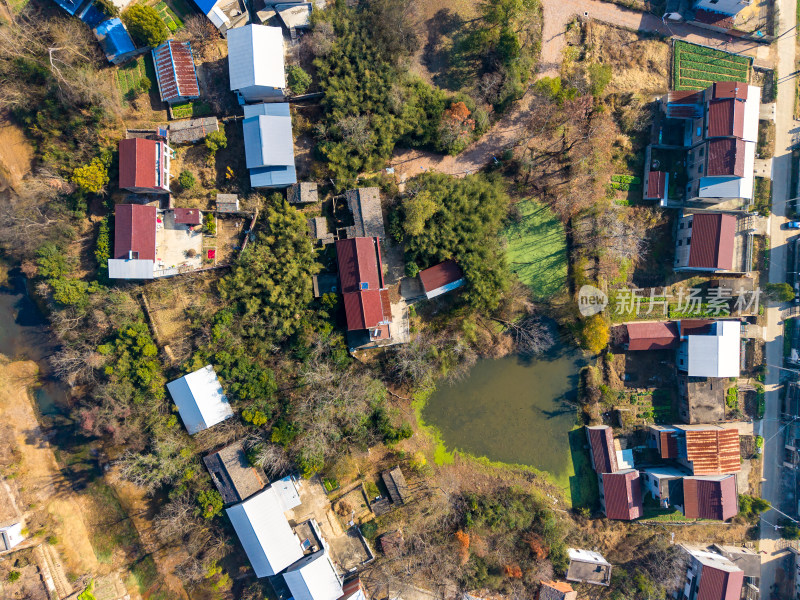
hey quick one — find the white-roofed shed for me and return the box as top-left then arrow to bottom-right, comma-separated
226,486 -> 304,577
283,550 -> 343,600
227,24 -> 286,103
687,320 -> 741,378
166,365 -> 234,434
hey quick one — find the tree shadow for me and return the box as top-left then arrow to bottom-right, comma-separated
422,9 -> 480,92
568,428 -> 599,511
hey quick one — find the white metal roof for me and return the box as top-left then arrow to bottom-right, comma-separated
226,486 -> 304,577
0,523 -> 24,551
687,321 -> 740,378
107,258 -> 155,279
227,24 -> 285,92
284,550 -> 343,600
166,365 -> 234,434
568,548 -> 610,565
741,85 -> 761,143
273,475 -> 302,511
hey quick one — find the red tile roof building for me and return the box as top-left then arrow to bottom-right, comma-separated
113,204 -> 157,261
681,545 -> 745,600
335,237 -> 392,333
419,260 -> 465,299
118,138 -> 172,194
707,99 -> 745,139
683,475 -> 738,521
625,321 -> 680,351
586,426 -> 618,474
644,171 -> 667,201
706,138 -> 746,177
602,470 -> 643,521
174,208 -> 202,225
687,213 -> 736,270
152,40 -> 200,104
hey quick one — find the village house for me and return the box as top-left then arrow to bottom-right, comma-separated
673,212 -> 752,274
343,188 -> 385,239
624,321 -> 680,351
710,544 -> 761,596
419,260 -> 466,300
650,424 -> 741,475
203,440 -> 265,504
677,319 -> 741,378
152,40 -> 200,105
679,545 -> 745,600
683,475 -> 738,520
283,549 -> 344,600
242,102 -> 297,187
647,81 -> 760,207
118,137 -> 172,194
640,465 -> 686,508
107,204 -> 205,279
565,549 -> 612,586
166,365 -> 234,435
335,237 -> 393,345
537,580 -> 577,600
585,426 -> 642,520
227,24 -> 286,103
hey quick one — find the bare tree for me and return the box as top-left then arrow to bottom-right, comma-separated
244,439 -> 291,478
307,21 -> 335,56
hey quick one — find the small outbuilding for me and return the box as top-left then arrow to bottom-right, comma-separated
419,260 -> 465,300
152,40 -> 200,104
173,208 -> 203,226
345,188 -> 385,239
381,466 -> 410,505
166,365 -> 234,434
216,193 -> 240,213
203,441 -> 265,504
93,18 -> 137,65
566,548 -> 612,586
0,523 -> 25,551
242,102 -> 297,187
289,182 -> 319,204
169,117 -> 219,145
537,580 -> 577,600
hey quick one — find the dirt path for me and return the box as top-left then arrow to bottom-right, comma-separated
539,0 -> 770,78
0,358 -> 99,581
0,120 -> 34,193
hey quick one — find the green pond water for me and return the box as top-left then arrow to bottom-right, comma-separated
422,347 -> 586,487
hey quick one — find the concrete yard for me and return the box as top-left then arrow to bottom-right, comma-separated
155,211 -> 203,272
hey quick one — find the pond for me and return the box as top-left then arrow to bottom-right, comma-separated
422,345 -> 587,488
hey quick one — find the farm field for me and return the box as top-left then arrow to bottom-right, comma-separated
502,199 -> 567,299
171,100 -> 213,119
116,55 -> 154,103
672,40 -> 751,90
155,0 -> 184,31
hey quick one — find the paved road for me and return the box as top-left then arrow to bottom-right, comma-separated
539,0 -> 771,78
760,0 -> 797,594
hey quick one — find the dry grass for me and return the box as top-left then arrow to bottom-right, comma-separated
584,22 -> 670,95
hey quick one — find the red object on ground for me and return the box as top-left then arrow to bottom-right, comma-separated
208,249 -> 216,259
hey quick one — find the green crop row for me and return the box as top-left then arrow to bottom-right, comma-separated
674,41 -> 751,66
677,60 -> 748,79
675,51 -> 750,70
678,69 -> 747,85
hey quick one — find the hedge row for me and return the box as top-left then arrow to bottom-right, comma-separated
673,40 -> 751,66
676,59 -> 748,78
611,174 -> 642,184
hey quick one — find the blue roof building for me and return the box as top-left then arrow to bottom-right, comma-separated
191,0 -> 217,14
51,0 -> 89,16
94,18 -> 138,65
78,2 -> 107,27
242,103 -> 296,188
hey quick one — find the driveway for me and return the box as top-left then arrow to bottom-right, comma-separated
760,0 -> 797,594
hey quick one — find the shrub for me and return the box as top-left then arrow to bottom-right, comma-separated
579,314 -> 610,354
205,129 -> 227,156
123,4 -> 169,47
587,63 -> 612,97
203,213 -> 216,236
7,571 -> 20,582
196,489 -> 224,519
178,170 -> 196,191
287,65 -> 312,95
71,157 -> 109,194
95,217 -> 111,272
95,0 -> 118,16
765,282 -> 794,302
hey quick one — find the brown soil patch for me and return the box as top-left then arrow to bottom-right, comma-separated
0,120 -> 34,192
0,358 -> 99,577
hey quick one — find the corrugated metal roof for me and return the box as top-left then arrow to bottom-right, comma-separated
707,99 -> 745,138
283,550 -> 343,600
152,40 -> 200,103
625,321 -> 679,351
681,319 -> 714,336
712,81 -> 748,100
119,138 -> 161,191
683,476 -> 738,520
602,470 -> 643,521
687,213 -> 736,271
645,171 -> 667,200
227,24 -> 285,92
113,204 -> 157,261
174,208 -> 202,225
706,138 -> 746,177
659,429 -> 680,459
685,429 -> 740,475
419,260 -> 465,294
694,9 -> 735,28
668,90 -> 704,104
697,562 -> 744,600
166,365 -> 233,434
93,18 -> 136,64
586,426 -> 618,474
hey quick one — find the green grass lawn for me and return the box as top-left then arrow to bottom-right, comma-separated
503,199 -> 568,300
672,40 -> 751,91
567,427 -> 599,510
